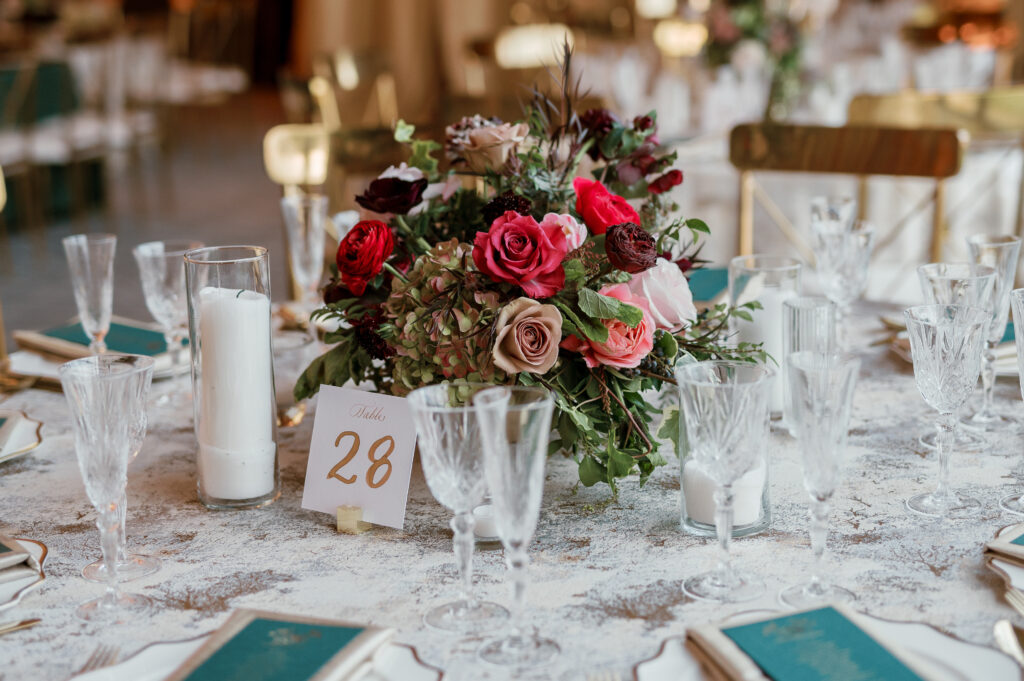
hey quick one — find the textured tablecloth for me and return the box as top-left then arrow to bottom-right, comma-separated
2,315 -> 1024,681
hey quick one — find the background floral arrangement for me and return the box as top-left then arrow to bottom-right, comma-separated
295,47 -> 764,492
705,0 -> 804,119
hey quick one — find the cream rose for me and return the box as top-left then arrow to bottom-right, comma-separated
462,122 -> 529,174
491,298 -> 562,374
627,258 -> 697,333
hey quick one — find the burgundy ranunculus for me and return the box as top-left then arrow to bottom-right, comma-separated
648,170 -> 683,195
472,210 -> 568,298
355,177 -> 428,215
336,220 -> 395,296
605,222 -> 657,274
580,108 -> 619,160
633,114 -> 655,131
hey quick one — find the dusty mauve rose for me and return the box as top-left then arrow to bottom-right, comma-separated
627,258 -> 697,333
456,122 -> 529,174
539,213 -> 587,251
648,170 -> 683,195
491,298 -> 562,374
560,283 -> 654,369
573,177 -> 641,235
472,211 -> 568,298
605,222 -> 657,274
355,176 -> 428,215
336,220 -> 395,296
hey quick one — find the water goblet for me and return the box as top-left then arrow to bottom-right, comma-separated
904,304 -> 990,518
811,216 -> 874,350
1002,289 -> 1024,514
59,354 -> 155,621
474,386 -> 558,667
779,351 -> 860,608
281,193 -> 328,310
916,262 -> 996,453
133,240 -> 205,405
408,383 -> 509,633
781,296 -> 836,436
675,360 -> 773,602
62,233 -> 116,354
963,234 -> 1022,433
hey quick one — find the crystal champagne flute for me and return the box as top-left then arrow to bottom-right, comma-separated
62,233 -> 116,354
408,383 -> 509,632
475,385 -> 558,667
281,193 -> 328,310
59,354 -> 155,621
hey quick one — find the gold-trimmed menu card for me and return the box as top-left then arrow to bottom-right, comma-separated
164,609 -> 394,681
0,535 -> 37,585
986,522 -> 1024,567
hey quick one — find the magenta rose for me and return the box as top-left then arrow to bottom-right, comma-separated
559,283 -> 655,369
472,211 -> 568,298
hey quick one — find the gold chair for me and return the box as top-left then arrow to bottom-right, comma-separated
848,87 -> 1024,240
729,123 -> 966,263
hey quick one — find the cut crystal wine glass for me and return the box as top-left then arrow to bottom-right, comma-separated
408,383 -> 509,633
904,304 -> 990,518
474,386 -> 558,667
811,216 -> 874,351
675,360 -> 773,602
963,234 -> 1022,433
62,233 -> 116,354
59,354 -> 155,621
780,351 -> 860,608
916,262 -> 996,452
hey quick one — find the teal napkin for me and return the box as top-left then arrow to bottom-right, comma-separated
1002,321 -> 1014,344
688,267 -> 727,303
722,606 -> 925,681
181,617 -> 364,681
42,321 -> 180,356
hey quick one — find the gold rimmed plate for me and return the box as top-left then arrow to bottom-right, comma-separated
0,410 -> 43,464
0,538 -> 47,613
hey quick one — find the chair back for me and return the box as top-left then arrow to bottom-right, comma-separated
847,87 -> 1024,139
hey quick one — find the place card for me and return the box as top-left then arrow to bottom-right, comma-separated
985,522 -> 1024,565
164,609 -> 393,681
301,386 -> 416,530
686,605 -> 936,681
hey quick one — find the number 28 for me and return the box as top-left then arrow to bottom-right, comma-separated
327,431 -> 394,489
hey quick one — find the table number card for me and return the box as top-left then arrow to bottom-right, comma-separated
301,386 -> 416,530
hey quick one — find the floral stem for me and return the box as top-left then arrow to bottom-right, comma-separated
592,369 -> 653,452
392,215 -> 432,253
381,262 -> 409,283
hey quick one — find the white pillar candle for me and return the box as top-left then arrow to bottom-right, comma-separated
682,458 -> 766,527
473,503 -> 499,539
196,287 -> 276,500
734,286 -> 795,413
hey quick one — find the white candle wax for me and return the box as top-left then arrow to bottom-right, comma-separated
473,503 -> 499,539
734,286 -> 795,413
196,287 -> 276,500
682,458 -> 766,527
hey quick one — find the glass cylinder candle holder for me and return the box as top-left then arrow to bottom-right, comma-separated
728,255 -> 802,417
675,356 -> 771,538
782,296 -> 837,435
184,246 -> 280,510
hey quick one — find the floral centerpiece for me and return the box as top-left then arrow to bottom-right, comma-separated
295,48 -> 764,492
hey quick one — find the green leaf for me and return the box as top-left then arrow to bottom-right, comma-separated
554,300 -> 609,344
607,438 -> 636,478
578,456 -> 606,487
656,405 -> 686,458
409,139 -> 441,174
394,119 -> 415,143
563,259 -> 586,286
578,288 -> 643,328
654,330 -> 678,360
685,218 -> 710,234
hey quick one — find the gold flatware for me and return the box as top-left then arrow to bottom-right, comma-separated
0,618 -> 38,636
74,645 -> 119,675
994,619 -> 1024,667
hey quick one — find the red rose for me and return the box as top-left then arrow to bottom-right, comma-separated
472,211 -> 568,298
573,177 -> 641,235
335,220 -> 395,296
648,170 -> 683,195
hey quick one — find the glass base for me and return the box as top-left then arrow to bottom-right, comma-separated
83,554 -> 160,583
198,484 -> 280,510
961,409 -> 1020,434
76,592 -> 152,622
423,599 -> 509,633
919,428 -> 985,452
906,491 -> 982,518
779,582 -> 855,609
479,633 -> 560,667
683,568 -> 765,603
1000,493 -> 1024,516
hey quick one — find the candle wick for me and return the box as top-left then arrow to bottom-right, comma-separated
236,289 -> 244,298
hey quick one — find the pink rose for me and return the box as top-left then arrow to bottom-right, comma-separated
539,213 -> 587,251
627,258 -> 697,333
472,211 -> 568,298
560,283 -> 655,368
573,177 -> 641,235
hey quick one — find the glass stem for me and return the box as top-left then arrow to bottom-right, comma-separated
117,489 -> 128,563
98,506 -> 121,607
935,412 -> 956,503
836,304 -> 849,351
507,546 -> 529,641
450,511 -> 476,609
979,342 -> 996,420
807,498 -> 829,595
167,328 -> 188,402
714,484 -> 735,580
89,334 -> 107,355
